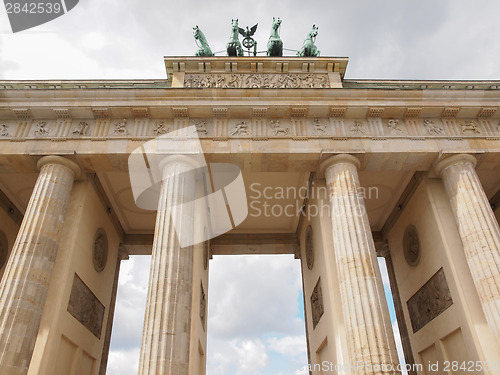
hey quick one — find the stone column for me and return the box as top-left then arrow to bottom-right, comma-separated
0,156 -> 80,375
435,154 -> 500,349
139,156 -> 196,375
320,154 -> 400,373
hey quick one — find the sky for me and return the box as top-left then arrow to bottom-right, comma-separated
1,0 -> 500,80
1,0 -> 498,374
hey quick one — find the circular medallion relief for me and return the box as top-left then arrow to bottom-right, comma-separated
0,230 -> 8,269
305,225 -> 314,270
93,228 -> 108,272
403,225 -> 420,267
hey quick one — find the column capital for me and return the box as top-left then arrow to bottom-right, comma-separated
434,153 -> 477,177
377,243 -> 391,258
158,154 -> 203,176
118,244 -> 129,261
37,155 -> 81,180
319,154 -> 361,176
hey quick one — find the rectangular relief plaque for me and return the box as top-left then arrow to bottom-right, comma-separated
311,278 -> 324,329
67,274 -> 105,339
407,268 -> 453,333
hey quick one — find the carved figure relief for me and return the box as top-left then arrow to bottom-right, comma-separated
387,119 -> 405,134
305,225 -> 314,270
15,117 -> 492,140
153,121 -> 169,136
270,120 -> 289,136
460,120 -> 480,134
184,73 -> 330,89
0,124 -> 9,137
311,278 -> 324,329
67,274 -> 105,339
113,119 -> 128,135
351,120 -> 365,134
403,225 -> 421,267
0,230 -> 8,269
34,121 -> 50,136
407,268 -> 453,333
73,121 -> 90,136
93,228 -> 108,273
194,121 -> 208,135
230,121 -> 250,136
423,120 -> 443,135
313,118 -> 326,135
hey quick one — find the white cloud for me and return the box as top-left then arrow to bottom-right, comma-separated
110,256 -> 150,351
206,255 -> 307,375
107,347 -> 141,375
1,0 -> 500,79
208,255 -> 304,339
267,335 -> 307,360
207,338 -> 270,375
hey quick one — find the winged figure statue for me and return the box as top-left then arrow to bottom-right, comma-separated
238,23 -> 258,39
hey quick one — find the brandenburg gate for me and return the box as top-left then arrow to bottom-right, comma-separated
0,53 -> 500,375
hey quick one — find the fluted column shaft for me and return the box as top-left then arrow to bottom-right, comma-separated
320,154 -> 400,374
0,156 -> 80,375
436,154 -> 500,350
139,156 -> 196,375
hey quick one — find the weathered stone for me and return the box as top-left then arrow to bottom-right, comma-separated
138,156 -> 196,375
320,154 -> 400,374
436,154 -> 500,350
310,278 -> 324,329
0,156 -> 79,375
407,268 -> 453,333
67,274 -> 105,339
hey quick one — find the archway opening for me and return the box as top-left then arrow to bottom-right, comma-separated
206,254 -> 307,375
105,254 -> 308,375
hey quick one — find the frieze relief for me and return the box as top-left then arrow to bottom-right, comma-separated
113,119 -> 129,136
153,121 -> 170,136
312,118 -> 327,135
230,121 -> 250,136
33,121 -> 50,136
0,118 -> 498,140
184,73 -> 330,89
0,124 -> 9,137
73,121 -> 90,136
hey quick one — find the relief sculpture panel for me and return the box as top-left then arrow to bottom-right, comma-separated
311,278 -> 324,329
184,73 -> 330,89
407,268 -> 453,333
67,274 -> 105,339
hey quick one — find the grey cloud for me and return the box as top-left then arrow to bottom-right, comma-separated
2,0 -> 499,80
109,256 -> 150,351
208,255 -> 305,339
